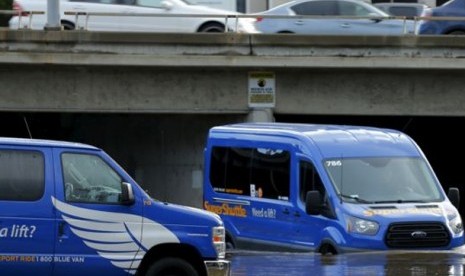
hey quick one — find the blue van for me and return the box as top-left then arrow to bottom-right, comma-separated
203,123 -> 464,254
0,137 -> 229,276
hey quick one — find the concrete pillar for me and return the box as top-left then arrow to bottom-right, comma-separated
246,108 -> 275,122
44,0 -> 61,30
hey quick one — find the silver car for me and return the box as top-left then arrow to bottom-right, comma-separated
254,0 -> 415,35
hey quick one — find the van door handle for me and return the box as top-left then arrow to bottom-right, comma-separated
282,208 -> 290,215
58,222 -> 66,237
340,23 -> 351,28
294,211 -> 301,217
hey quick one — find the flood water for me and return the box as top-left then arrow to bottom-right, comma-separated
229,247 -> 465,276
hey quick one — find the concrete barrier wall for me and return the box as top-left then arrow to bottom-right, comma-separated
2,65 -> 465,116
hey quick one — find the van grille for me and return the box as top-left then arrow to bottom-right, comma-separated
385,223 -> 450,248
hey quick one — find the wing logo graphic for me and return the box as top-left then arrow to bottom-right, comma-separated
52,197 -> 180,274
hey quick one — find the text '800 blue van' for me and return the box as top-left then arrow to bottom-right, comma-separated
203,123 -> 464,254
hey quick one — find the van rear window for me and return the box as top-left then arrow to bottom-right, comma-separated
0,150 -> 45,201
210,146 -> 290,201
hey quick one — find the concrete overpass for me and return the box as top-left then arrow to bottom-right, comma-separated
1,30 -> 465,209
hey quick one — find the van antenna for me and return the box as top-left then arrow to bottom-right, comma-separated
23,116 -> 32,139
402,117 -> 413,133
340,154 -> 343,205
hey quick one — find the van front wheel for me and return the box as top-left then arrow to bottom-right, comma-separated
146,257 -> 199,276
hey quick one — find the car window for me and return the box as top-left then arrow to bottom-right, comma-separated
136,0 -> 163,8
62,153 -> 123,204
0,150 -> 44,201
338,1 -> 373,16
210,146 -> 291,201
389,7 -> 420,17
70,0 -> 134,4
291,1 -> 338,16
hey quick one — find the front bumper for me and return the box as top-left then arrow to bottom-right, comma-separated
205,259 -> 230,276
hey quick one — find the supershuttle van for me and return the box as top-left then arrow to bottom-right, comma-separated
203,123 -> 464,254
0,137 -> 229,276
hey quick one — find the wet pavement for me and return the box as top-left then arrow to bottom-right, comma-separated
228,247 -> 465,276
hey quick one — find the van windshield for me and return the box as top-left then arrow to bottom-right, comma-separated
324,157 -> 443,204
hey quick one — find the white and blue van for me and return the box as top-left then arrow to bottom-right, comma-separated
0,137 -> 229,276
203,123 -> 464,254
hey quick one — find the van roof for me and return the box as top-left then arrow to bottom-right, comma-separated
210,123 -> 420,158
0,137 -> 98,150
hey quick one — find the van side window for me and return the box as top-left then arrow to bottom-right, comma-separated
0,150 -> 45,201
62,153 -> 123,204
300,161 -> 325,203
210,146 -> 290,201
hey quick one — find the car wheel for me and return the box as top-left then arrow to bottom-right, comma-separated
61,21 -> 75,30
146,257 -> 199,276
198,22 -> 225,33
448,30 -> 465,35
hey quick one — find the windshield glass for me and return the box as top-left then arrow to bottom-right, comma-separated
324,157 -> 443,203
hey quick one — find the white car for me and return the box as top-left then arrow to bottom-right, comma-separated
9,0 -> 258,33
253,0 -> 415,35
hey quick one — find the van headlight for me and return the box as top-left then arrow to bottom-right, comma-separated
448,212 -> 463,235
212,226 -> 226,258
347,216 -> 379,236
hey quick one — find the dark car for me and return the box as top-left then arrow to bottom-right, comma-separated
418,0 -> 465,34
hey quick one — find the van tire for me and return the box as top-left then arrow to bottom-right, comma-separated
319,243 -> 337,255
146,257 -> 199,276
226,239 -> 235,250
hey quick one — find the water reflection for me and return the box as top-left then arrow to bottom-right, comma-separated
229,249 -> 465,276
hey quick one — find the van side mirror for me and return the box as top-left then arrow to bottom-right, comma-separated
306,190 -> 322,215
448,187 -> 460,209
121,182 -> 135,205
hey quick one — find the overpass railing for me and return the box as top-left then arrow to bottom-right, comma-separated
2,9 -> 465,35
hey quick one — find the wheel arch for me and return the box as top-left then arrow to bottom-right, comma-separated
136,243 -> 207,276
196,20 -> 225,32
445,28 -> 465,35
60,19 -> 75,30
316,238 -> 340,255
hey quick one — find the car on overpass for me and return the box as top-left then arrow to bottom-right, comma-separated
417,0 -> 465,35
9,0 -> 258,33
253,0 -> 415,35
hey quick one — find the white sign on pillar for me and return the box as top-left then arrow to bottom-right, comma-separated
248,71 -> 276,108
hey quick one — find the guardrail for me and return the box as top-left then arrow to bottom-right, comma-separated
2,9 -> 465,35
63,12 -> 249,32
0,10 -> 44,29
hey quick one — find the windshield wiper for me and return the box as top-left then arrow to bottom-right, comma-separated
373,199 -> 429,204
339,194 -> 374,204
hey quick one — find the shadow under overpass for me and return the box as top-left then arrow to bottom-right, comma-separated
1,112 -> 464,214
